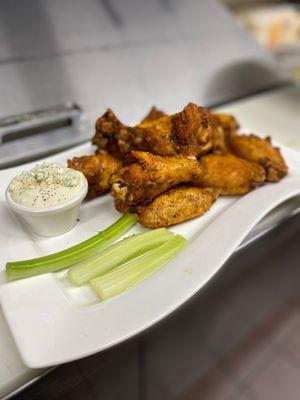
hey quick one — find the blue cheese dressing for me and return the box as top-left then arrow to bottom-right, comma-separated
8,163 -> 86,208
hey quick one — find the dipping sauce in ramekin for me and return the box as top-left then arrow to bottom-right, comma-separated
6,163 -> 88,236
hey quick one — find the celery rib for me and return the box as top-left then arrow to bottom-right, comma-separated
69,228 -> 174,286
90,234 -> 187,300
6,214 -> 136,281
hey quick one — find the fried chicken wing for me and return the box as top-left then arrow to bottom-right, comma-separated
141,106 -> 167,123
210,125 -> 228,154
111,151 -> 204,213
170,103 -> 213,156
137,187 -> 218,228
212,113 -> 239,137
141,108 -> 238,137
210,113 -> 239,154
67,153 -> 121,197
92,109 -> 133,159
92,103 -> 214,158
139,108 -> 239,154
195,154 -> 266,195
229,134 -> 288,182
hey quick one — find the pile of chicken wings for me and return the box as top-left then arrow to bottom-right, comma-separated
68,103 -> 288,228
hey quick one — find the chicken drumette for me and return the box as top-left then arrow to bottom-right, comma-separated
111,151 -> 204,213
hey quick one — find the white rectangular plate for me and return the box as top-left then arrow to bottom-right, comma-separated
1,142 -> 300,368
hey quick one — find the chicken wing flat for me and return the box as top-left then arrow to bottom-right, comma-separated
92,103 -> 214,158
195,154 -> 266,195
141,106 -> 167,123
229,134 -> 288,182
111,151 -> 204,213
137,187 -> 218,228
67,153 -> 121,197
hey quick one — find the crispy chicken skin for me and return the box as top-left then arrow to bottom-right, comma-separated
92,109 -> 133,159
137,187 -> 218,228
210,113 -> 239,154
67,153 -> 121,197
210,125 -> 228,154
142,108 -> 239,140
141,106 -> 167,123
212,113 -> 239,137
229,134 -> 288,182
92,103 -> 214,158
139,108 -> 239,155
170,103 -> 213,156
111,151 -> 204,213
196,154 -> 266,195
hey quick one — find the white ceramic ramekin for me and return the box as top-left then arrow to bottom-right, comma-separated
5,176 -> 88,237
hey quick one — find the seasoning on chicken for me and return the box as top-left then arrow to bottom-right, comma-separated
67,153 -> 121,197
141,106 -> 167,123
92,109 -> 133,159
92,103 -> 214,159
137,187 -> 218,228
210,113 -> 239,154
229,134 -> 288,182
213,113 -> 239,138
142,108 -> 239,140
210,124 -> 228,154
139,108 -> 239,155
111,151 -> 205,213
195,154 -> 266,195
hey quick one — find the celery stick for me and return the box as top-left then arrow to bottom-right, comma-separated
69,228 -> 174,285
90,234 -> 187,301
6,214 -> 136,281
